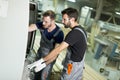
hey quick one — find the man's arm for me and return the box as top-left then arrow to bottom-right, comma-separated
44,43 -> 60,65
28,24 -> 37,32
43,41 -> 69,65
27,42 -> 68,72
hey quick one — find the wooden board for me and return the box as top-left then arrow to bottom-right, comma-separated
83,64 -> 107,80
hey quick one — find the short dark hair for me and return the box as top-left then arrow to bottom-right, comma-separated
61,7 -> 78,21
43,10 -> 56,20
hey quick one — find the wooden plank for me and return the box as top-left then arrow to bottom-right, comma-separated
83,64 -> 106,80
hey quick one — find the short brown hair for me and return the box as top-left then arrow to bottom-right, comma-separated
43,10 -> 56,20
61,7 -> 78,21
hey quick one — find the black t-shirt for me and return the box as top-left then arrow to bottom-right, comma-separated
64,26 -> 87,62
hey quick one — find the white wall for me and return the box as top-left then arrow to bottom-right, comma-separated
0,0 -> 29,80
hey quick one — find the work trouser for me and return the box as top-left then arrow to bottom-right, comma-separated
60,59 -> 84,80
34,61 -> 55,80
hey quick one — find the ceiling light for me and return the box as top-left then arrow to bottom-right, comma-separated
68,0 -> 76,2
84,6 -> 93,10
115,12 -> 120,15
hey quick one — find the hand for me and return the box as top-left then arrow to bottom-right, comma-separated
27,58 -> 44,70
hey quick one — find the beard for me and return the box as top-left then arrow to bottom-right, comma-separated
64,21 -> 71,28
43,23 -> 52,29
64,25 -> 69,28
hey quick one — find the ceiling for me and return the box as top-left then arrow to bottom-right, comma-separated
75,0 -> 120,14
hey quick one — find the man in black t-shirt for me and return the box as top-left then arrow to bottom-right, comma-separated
29,8 -> 87,80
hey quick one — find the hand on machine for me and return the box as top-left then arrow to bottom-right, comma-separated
27,58 -> 46,72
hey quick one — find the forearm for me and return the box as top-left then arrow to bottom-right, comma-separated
27,42 -> 68,72
44,46 -> 61,64
43,42 -> 69,65
44,44 -> 60,64
45,55 -> 58,65
45,44 -> 59,65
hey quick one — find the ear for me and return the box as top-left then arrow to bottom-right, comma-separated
70,17 -> 75,22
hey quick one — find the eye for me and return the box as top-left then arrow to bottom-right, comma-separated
45,21 -> 48,23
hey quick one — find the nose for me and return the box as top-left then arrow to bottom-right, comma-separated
62,19 -> 64,24
43,22 -> 45,25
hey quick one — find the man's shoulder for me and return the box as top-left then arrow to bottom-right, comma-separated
73,25 -> 86,33
36,21 -> 42,25
55,24 -> 64,34
74,25 -> 84,30
54,25 -> 64,37
35,21 -> 44,29
55,24 -> 61,30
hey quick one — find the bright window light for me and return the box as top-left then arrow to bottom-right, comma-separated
84,6 -> 93,10
116,12 -> 120,15
68,0 -> 76,2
